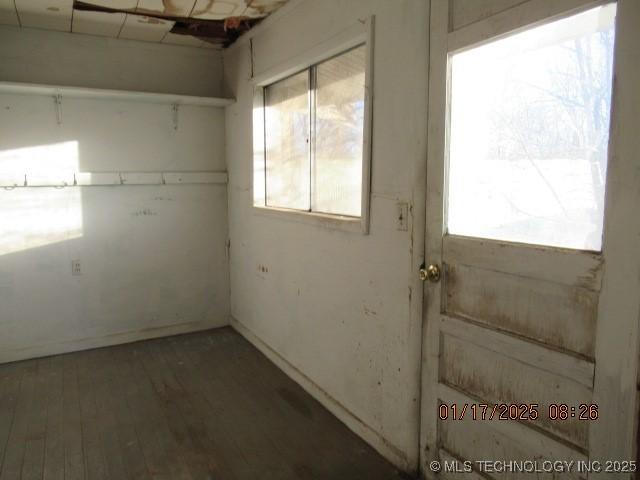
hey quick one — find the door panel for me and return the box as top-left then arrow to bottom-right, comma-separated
441,332 -> 591,447
420,0 -> 640,477
440,418 -> 584,480
444,261 -> 598,357
442,235 -> 604,291
438,384 -> 588,480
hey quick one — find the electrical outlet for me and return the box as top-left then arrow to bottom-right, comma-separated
71,259 -> 81,276
396,202 -> 409,231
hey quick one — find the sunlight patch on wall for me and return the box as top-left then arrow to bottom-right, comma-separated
0,141 -> 83,256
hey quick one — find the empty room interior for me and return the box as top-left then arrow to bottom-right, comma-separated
0,0 -> 639,478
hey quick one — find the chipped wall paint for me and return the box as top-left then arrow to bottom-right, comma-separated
223,0 -> 429,472
0,62 -> 230,363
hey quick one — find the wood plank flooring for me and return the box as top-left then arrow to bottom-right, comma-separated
0,327 -> 409,479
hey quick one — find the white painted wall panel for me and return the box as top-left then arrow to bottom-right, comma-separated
0,95 -> 225,172
0,0 -> 19,26
0,89 -> 229,362
223,0 -> 429,472
0,25 -> 223,96
0,184 -> 229,363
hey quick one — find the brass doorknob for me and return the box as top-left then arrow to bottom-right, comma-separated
419,264 -> 441,282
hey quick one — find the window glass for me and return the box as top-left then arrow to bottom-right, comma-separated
447,4 -> 616,251
314,45 -> 366,216
265,71 -> 310,210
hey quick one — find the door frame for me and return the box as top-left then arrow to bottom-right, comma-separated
419,0 -> 640,475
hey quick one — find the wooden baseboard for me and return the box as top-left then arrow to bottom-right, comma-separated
230,316 -> 414,474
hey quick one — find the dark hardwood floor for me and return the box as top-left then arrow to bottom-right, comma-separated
0,327 -> 408,479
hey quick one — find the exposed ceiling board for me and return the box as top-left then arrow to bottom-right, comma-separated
0,0 -> 20,26
6,0 -> 289,47
191,0 -> 245,20
243,0 -> 287,18
118,13 -> 173,41
15,0 -> 73,31
72,9 -> 125,36
136,0 -> 196,17
170,19 -> 230,45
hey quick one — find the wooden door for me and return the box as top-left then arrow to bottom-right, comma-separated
420,0 -> 640,477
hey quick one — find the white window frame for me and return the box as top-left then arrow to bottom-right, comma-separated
251,17 -> 374,234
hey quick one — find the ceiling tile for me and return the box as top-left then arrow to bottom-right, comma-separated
0,0 -> 19,26
79,0 -> 137,8
136,0 -> 196,17
118,13 -> 173,41
15,0 -> 73,31
7,0 -> 288,46
161,31 -> 204,46
72,9 -> 126,37
242,0 -> 287,18
191,0 -> 244,20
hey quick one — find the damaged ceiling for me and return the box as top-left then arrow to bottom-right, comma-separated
0,0 -> 290,48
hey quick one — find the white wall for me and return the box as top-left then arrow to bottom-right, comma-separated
0,25 -> 223,96
0,30 -> 229,362
223,0 -> 429,472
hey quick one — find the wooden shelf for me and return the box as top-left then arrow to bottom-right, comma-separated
0,81 -> 235,107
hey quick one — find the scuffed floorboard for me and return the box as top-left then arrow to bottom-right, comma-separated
0,327 -> 408,479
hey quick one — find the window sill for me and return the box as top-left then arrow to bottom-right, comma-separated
252,205 -> 368,234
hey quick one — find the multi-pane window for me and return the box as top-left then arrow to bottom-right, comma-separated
446,4 -> 616,251
259,45 -> 367,217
